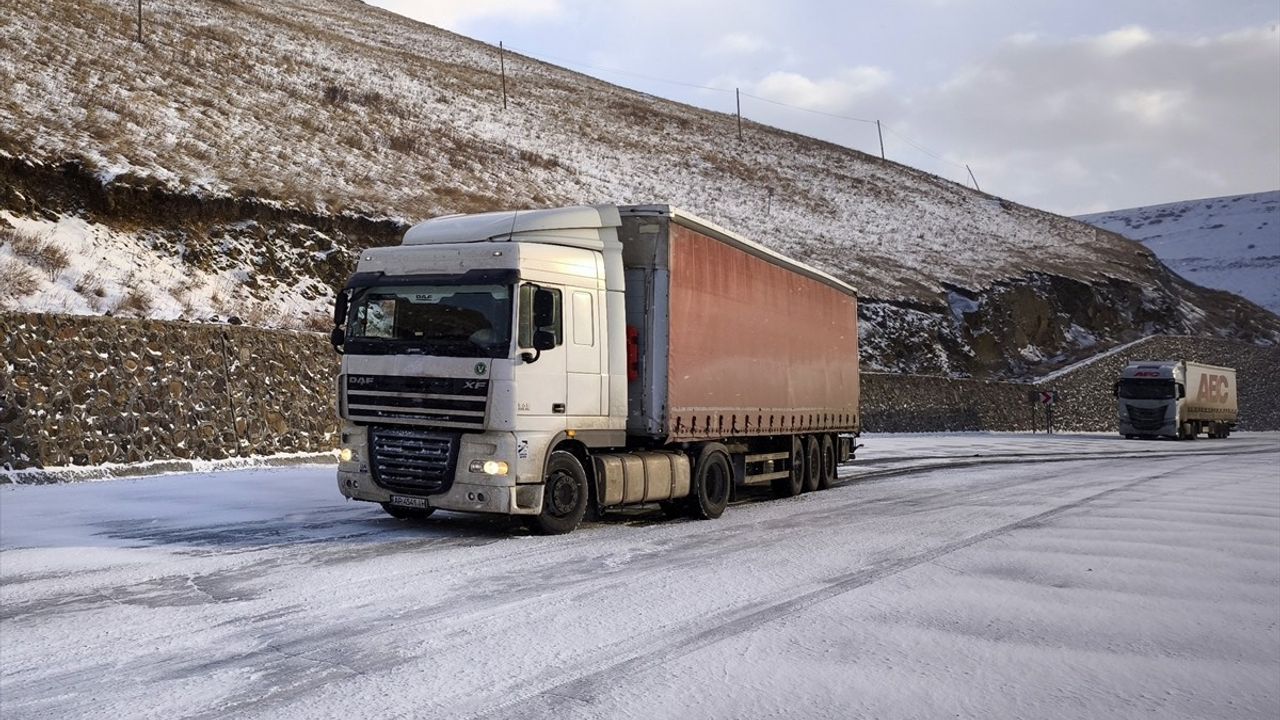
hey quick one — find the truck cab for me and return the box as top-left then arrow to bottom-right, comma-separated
332,206 -> 627,530
1115,361 -> 1184,438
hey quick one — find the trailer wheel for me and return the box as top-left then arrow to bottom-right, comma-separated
772,436 -> 806,498
818,434 -> 837,490
381,503 -> 435,521
803,436 -> 821,493
691,450 -> 731,520
525,451 -> 589,535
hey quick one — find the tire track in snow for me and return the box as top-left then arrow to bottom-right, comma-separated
470,457 -> 1223,720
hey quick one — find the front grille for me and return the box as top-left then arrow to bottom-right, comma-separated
1126,404 -> 1168,431
369,426 -> 459,494
345,374 -> 488,430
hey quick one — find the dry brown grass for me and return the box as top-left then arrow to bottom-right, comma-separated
74,274 -> 108,310
1,227 -> 69,280
301,312 -> 333,332
115,288 -> 153,317
0,257 -> 39,307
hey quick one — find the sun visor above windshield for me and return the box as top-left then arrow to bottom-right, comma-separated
344,269 -> 518,290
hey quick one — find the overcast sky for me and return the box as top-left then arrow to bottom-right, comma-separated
367,0 -> 1279,216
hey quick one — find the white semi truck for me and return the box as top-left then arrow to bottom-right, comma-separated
331,205 -> 861,534
1115,360 -> 1238,440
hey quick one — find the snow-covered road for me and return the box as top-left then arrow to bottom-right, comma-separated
2,434 -> 1278,719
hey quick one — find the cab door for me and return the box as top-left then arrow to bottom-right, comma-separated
513,284 -> 567,423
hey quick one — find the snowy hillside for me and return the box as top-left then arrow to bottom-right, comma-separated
1,0 -> 1277,376
1077,191 -> 1280,316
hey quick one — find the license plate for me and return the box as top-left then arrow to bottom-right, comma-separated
390,495 -> 428,509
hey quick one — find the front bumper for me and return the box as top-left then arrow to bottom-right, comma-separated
1118,418 -> 1177,437
336,426 -> 543,515
339,471 -> 544,514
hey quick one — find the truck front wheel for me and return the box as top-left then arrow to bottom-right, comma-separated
691,450 -> 731,520
526,451 -> 589,535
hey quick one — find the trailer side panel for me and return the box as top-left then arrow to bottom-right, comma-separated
664,222 -> 859,441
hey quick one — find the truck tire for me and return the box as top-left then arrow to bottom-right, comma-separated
803,435 -> 821,493
691,449 -> 731,520
772,436 -> 806,497
818,434 -> 837,490
525,451 -> 589,535
381,503 -> 435,521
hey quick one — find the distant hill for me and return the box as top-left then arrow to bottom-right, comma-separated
1,0 -> 1277,378
1077,191 -> 1280,316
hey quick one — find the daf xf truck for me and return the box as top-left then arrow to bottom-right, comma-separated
331,204 -> 860,533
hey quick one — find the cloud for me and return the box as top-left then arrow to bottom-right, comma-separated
904,24 -> 1280,213
752,67 -> 891,113
706,32 -> 769,57
367,0 -> 563,31
1092,25 -> 1154,55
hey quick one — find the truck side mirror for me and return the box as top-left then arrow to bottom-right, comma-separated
329,326 -> 345,354
1177,383 -> 1185,399
333,291 -> 349,326
1112,382 -> 1119,398
533,288 -> 556,328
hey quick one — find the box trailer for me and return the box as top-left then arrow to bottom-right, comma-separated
331,204 -> 860,533
1115,360 -> 1238,439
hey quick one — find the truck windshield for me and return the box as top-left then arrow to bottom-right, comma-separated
1117,379 -> 1176,400
345,284 -> 513,358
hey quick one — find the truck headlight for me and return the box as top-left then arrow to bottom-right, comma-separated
469,459 -> 509,475
338,448 -> 354,462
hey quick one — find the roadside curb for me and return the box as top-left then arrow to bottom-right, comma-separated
0,453 -> 337,486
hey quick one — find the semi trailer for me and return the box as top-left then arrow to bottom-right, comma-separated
331,204 -> 860,533
1115,360 -> 1238,439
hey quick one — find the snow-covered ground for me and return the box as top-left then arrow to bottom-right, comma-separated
2,433 -> 1278,719
1077,191 -> 1280,316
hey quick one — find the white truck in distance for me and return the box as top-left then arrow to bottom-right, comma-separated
1115,360 -> 1238,440
330,205 -> 861,534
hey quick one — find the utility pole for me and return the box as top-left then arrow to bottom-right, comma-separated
966,164 -> 981,192
735,88 -> 742,141
876,120 -> 885,160
499,41 -> 508,110
136,0 -> 142,43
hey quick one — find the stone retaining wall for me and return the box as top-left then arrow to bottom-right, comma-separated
2,313 -> 1275,475
1,312 -> 337,470
863,336 -> 1279,434
861,373 -> 1035,433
